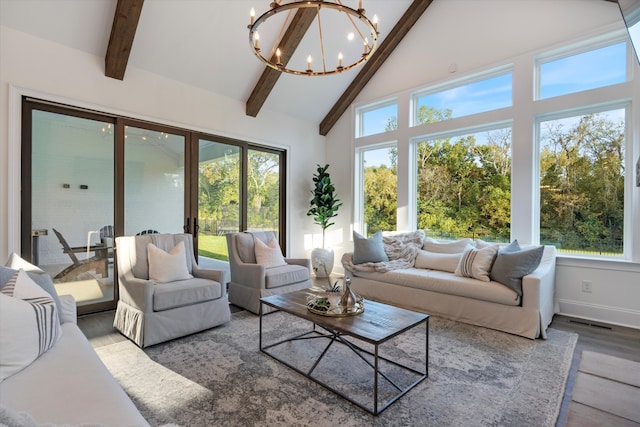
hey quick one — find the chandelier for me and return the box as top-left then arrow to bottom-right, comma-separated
248,1 -> 379,76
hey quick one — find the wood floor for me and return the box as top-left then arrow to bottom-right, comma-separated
77,310 -> 640,426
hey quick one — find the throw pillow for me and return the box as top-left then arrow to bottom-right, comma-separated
0,269 -> 61,382
352,231 -> 389,264
254,237 -> 287,268
422,237 -> 474,254
147,241 -> 193,283
1,258 -> 64,324
490,245 -> 545,296
500,239 -> 521,253
414,248 -> 471,273
455,245 -> 499,281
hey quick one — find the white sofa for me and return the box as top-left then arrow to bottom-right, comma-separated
0,293 -> 149,426
342,237 -> 557,339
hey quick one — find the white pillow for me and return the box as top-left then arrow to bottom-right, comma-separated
0,269 -> 61,382
254,237 -> 287,268
422,237 -> 474,254
147,241 -> 194,283
414,248 -> 471,273
455,245 -> 499,282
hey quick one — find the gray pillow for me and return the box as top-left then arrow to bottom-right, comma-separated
353,231 -> 388,264
490,245 -> 544,296
0,264 -> 64,324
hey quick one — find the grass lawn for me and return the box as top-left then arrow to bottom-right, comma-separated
198,234 -> 228,261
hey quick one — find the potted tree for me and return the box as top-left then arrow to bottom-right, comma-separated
307,164 -> 342,278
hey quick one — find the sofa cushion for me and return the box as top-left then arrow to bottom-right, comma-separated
353,231 -> 388,264
3,255 -> 64,324
352,268 -> 520,306
254,237 -> 287,268
455,245 -> 499,282
414,249 -> 469,273
265,264 -> 311,289
423,237 -> 474,254
148,241 -> 194,283
490,244 -> 544,296
0,270 -> 61,382
153,277 -> 222,311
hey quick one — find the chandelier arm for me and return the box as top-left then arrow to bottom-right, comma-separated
317,5 -> 327,72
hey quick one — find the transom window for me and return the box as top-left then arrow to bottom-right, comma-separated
412,70 -> 512,125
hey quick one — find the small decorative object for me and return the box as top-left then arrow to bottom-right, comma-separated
307,275 -> 364,316
307,164 -> 343,277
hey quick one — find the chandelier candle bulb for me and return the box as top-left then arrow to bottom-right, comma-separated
358,0 -> 362,11
338,52 -> 343,68
307,55 -> 312,71
254,33 -> 259,50
250,8 -> 255,25
373,14 -> 378,31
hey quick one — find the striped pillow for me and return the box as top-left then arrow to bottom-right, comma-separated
454,245 -> 499,282
0,269 -> 61,382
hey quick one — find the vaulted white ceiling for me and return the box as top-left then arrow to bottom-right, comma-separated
0,0 -> 415,125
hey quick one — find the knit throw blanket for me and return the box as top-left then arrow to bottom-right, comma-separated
342,230 -> 425,273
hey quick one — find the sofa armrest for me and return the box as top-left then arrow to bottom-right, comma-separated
118,272 -> 154,312
285,258 -> 311,269
58,294 -> 77,324
192,265 -> 225,285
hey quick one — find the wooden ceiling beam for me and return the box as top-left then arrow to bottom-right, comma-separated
246,8 -> 318,117
105,0 -> 144,80
319,0 -> 434,136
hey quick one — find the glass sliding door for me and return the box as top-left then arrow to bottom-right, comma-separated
123,125 -> 187,236
197,138 -> 241,261
247,149 -> 283,239
27,107 -> 115,314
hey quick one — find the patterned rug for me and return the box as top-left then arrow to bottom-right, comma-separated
96,310 -> 577,427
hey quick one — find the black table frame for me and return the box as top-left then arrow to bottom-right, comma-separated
259,294 -> 428,416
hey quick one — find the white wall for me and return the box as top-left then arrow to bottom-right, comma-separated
0,26 -> 325,262
325,0 -> 640,329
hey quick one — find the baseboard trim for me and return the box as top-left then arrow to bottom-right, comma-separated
557,299 -> 640,331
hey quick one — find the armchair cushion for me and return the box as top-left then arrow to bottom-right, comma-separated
153,278 -> 222,311
147,241 -> 193,283
265,264 -> 311,289
254,237 -> 287,268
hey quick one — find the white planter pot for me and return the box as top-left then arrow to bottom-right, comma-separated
311,248 -> 334,278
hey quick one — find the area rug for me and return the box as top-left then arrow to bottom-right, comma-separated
96,311 -> 577,427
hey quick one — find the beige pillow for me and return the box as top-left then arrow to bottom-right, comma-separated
254,237 -> 287,268
455,245 -> 499,281
422,237 -> 474,254
147,241 -> 193,283
414,249 -> 469,273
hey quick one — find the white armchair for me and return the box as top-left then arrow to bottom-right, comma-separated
114,233 -> 230,347
226,231 -> 312,314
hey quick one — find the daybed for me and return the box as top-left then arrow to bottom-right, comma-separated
0,258 -> 148,426
342,232 -> 557,339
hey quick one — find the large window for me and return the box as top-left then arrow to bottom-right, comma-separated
361,145 -> 397,236
538,108 -> 626,256
354,29 -> 637,260
415,127 -> 512,242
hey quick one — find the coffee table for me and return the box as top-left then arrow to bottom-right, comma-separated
259,289 -> 429,415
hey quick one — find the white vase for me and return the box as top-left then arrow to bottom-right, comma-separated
311,248 -> 334,278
